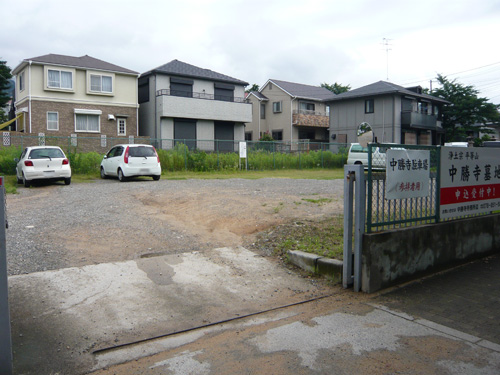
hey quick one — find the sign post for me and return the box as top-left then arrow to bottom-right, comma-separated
239,142 -> 248,170
0,176 -> 13,374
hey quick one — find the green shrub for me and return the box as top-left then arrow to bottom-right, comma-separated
0,146 -> 22,175
68,152 -> 103,174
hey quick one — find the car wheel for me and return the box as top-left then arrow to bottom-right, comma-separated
153,175 -> 160,181
22,173 -> 30,188
64,177 -> 71,185
100,167 -> 107,179
118,169 -> 126,182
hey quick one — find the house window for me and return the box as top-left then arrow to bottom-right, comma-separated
117,118 -> 126,135
19,71 -> 25,91
418,102 -> 429,114
47,112 -> 59,131
260,103 -> 266,119
214,83 -> 235,102
75,114 -> 100,132
48,69 -> 73,89
245,132 -> 252,141
299,102 -> 315,112
365,99 -> 374,114
273,101 -> 282,113
170,77 -> 193,98
272,130 -> 283,140
90,74 -> 113,93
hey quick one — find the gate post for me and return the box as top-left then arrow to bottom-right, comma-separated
0,176 -> 13,374
343,165 -> 365,291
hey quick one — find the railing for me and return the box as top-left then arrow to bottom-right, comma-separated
293,109 -> 328,117
156,89 -> 248,103
401,110 -> 438,129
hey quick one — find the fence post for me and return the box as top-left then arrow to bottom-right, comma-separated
184,141 -> 187,171
0,177 -> 13,374
273,142 -> 276,169
366,144 -> 373,233
216,140 -> 220,170
343,164 -> 365,291
297,142 -> 300,169
435,145 -> 441,222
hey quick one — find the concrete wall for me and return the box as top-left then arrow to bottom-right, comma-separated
362,214 -> 500,293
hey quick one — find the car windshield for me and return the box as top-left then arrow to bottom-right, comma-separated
29,148 -> 65,159
129,146 -> 156,158
351,145 -> 368,153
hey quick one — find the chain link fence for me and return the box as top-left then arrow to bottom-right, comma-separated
0,133 -> 349,171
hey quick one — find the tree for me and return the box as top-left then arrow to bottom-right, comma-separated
245,83 -> 260,93
321,82 -> 351,94
0,60 -> 13,123
430,74 -> 500,142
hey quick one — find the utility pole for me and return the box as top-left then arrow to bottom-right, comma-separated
382,38 -> 392,81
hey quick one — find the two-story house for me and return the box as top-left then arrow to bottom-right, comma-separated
12,54 -> 139,140
138,60 -> 251,151
327,81 -> 449,145
245,79 -> 336,147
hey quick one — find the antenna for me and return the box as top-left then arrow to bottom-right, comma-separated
382,38 -> 392,81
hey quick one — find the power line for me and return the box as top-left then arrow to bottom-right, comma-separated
401,61 -> 500,86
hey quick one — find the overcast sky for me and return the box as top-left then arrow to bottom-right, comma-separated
2,0 -> 500,103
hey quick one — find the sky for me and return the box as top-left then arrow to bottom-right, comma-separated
2,0 -> 500,103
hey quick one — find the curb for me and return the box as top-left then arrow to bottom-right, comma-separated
287,250 -> 343,282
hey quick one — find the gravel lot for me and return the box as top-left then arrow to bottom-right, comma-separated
6,177 -> 344,276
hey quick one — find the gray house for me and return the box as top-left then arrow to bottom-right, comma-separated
327,81 -> 449,145
138,60 -> 251,151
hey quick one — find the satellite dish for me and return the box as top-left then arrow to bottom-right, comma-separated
357,122 -> 373,148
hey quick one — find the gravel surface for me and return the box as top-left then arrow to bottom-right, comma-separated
6,178 -> 344,276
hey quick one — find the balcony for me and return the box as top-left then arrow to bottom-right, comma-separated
292,110 -> 329,128
156,89 -> 252,123
401,110 -> 438,130
156,89 -> 247,103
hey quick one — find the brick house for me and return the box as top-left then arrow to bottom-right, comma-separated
12,54 -> 139,141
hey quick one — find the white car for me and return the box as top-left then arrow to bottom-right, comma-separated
347,143 -> 386,169
100,144 -> 161,182
16,146 -> 72,187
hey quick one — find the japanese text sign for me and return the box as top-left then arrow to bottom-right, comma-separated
440,147 -> 500,219
386,149 -> 430,199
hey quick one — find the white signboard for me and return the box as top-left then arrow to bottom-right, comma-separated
440,147 -> 500,219
239,142 -> 247,158
386,149 -> 430,199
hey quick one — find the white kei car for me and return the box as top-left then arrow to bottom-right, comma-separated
100,144 -> 161,182
16,146 -> 72,187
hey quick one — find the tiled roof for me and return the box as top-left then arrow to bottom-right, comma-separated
247,91 -> 268,101
327,80 -> 449,104
268,79 -> 337,101
19,54 -> 138,75
144,60 -> 248,86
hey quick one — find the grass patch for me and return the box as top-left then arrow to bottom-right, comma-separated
301,197 -> 333,205
161,168 -> 344,180
252,216 -> 344,260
